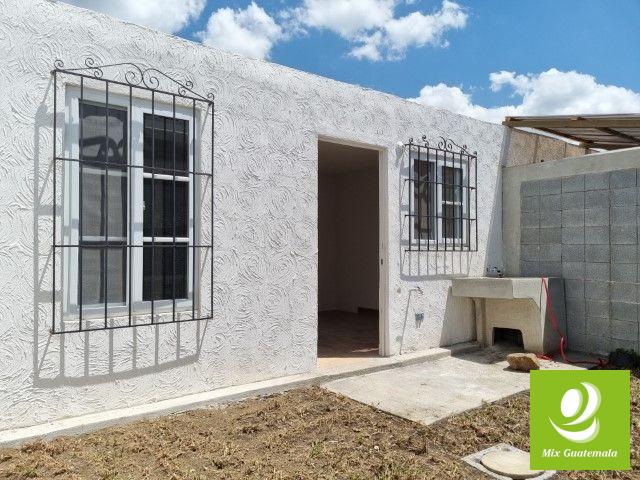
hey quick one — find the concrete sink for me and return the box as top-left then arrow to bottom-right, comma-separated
451,277 -> 566,355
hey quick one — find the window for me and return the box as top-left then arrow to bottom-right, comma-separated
407,139 -> 477,252
413,158 -> 466,245
63,89 -> 196,320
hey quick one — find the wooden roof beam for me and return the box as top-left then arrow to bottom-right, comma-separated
597,127 -> 640,144
503,117 -> 640,129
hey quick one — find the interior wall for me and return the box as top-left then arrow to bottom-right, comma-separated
318,154 -> 379,312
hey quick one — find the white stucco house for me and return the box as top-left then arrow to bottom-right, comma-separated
2,0 -> 639,438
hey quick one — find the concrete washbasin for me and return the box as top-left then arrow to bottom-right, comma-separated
451,277 -> 566,355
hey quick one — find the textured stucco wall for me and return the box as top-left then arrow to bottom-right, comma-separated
0,0 -> 507,430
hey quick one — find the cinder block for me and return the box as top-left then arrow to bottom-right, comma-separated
564,278 -> 585,298
521,227 -> 540,245
521,210 -> 540,228
610,301 -> 638,321
610,168 -> 637,189
566,296 -> 586,317
584,226 -> 608,245
539,261 -> 562,277
561,209 -> 584,227
611,263 -> 637,283
539,244 -> 561,262
562,191 -> 584,210
584,280 -> 609,300
608,338 -> 639,354
540,193 -> 562,211
610,282 -> 638,303
540,210 -> 562,228
585,300 -> 610,319
584,172 -> 610,191
584,244 -> 609,263
610,225 -> 637,245
562,244 -> 585,262
521,244 -> 539,262
539,178 -> 562,195
584,207 -> 608,227
540,227 -> 562,244
585,190 -> 609,209
583,335 -> 609,354
521,195 -> 540,213
520,261 -> 540,276
562,226 -> 584,245
610,319 -> 638,341
610,187 -> 637,207
585,262 -> 610,280
586,315 -> 609,333
562,261 -> 585,280
610,207 -> 637,225
521,181 -> 539,197
611,245 -> 637,264
562,174 -> 585,193
566,314 -> 585,336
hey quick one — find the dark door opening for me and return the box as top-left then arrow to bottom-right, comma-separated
317,140 -> 380,367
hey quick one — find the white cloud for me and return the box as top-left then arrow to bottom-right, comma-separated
288,0 -> 467,61
197,2 -> 284,60
64,0 -> 205,33
409,68 -> 640,123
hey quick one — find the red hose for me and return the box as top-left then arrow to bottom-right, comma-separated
537,277 -> 606,368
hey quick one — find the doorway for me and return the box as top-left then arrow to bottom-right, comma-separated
317,139 -> 381,368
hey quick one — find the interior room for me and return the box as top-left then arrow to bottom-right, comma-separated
317,140 -> 380,367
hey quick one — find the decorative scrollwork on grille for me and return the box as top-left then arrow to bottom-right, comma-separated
52,57 -> 215,103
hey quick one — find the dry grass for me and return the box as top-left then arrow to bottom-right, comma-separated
0,378 -> 638,479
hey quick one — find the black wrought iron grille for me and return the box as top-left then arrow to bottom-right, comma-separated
405,136 -> 478,252
51,58 -> 214,333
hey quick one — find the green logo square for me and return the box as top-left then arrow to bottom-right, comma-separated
530,370 -> 630,470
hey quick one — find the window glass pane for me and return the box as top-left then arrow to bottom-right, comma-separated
142,244 -> 188,301
143,114 -> 189,173
81,168 -> 127,238
80,244 -> 126,305
443,204 -> 463,240
80,102 -> 127,164
443,166 -> 463,203
413,160 -> 436,240
143,179 -> 188,237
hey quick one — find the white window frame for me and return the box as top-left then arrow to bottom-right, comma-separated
62,86 -> 196,319
411,153 -> 469,248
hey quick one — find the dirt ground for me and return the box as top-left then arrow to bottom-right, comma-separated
0,378 -> 638,480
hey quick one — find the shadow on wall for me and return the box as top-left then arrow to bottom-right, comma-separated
32,78 -> 209,388
392,131 -> 505,351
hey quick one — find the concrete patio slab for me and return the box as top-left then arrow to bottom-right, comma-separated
323,347 -> 586,425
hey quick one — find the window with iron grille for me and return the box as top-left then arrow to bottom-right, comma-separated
406,136 -> 478,251
51,59 -> 214,333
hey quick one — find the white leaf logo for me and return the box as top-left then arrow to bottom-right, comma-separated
549,382 -> 601,443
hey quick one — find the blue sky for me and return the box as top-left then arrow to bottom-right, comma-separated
66,0 -> 640,123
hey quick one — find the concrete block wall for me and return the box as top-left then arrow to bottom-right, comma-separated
519,169 -> 640,354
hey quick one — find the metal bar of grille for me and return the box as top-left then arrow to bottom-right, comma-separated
151,90 -> 155,324
417,145 -> 421,251
172,95 -> 177,323
52,71 -> 57,332
78,77 -> 84,331
128,86 -> 133,327
54,156 -> 212,177
104,81 -> 109,328
210,103 -> 214,319
192,99 -> 196,321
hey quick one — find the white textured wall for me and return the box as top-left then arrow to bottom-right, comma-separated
0,0 -> 506,430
